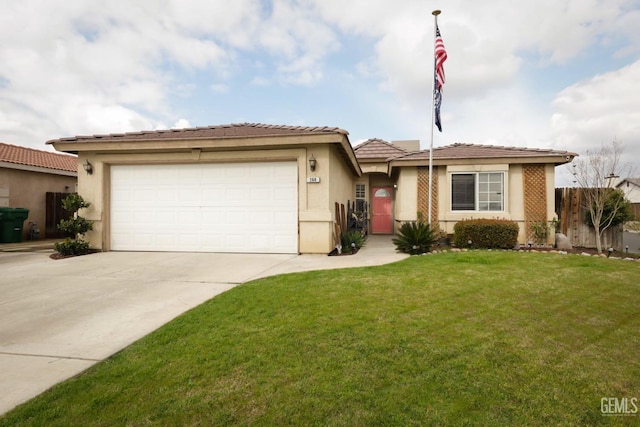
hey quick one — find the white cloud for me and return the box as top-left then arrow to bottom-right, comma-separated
0,0 -> 639,175
210,84 -> 230,93
172,118 -> 192,129
551,59 -> 640,169
250,76 -> 270,86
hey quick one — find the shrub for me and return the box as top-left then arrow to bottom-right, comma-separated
453,219 -> 519,249
55,238 -> 90,256
585,189 -> 635,228
57,216 -> 93,237
393,219 -> 437,255
342,231 -> 366,253
529,220 -> 551,245
55,194 -> 93,256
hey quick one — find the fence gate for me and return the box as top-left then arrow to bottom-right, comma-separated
46,192 -> 73,238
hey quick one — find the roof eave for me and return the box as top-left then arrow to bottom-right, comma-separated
0,161 -> 78,177
50,132 -> 362,177
389,154 -> 578,169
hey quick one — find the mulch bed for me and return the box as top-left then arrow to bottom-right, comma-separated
328,247 -> 360,256
49,249 -> 100,260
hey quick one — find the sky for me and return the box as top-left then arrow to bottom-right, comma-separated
1,0 -> 639,185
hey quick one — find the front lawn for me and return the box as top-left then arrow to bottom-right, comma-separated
2,252 -> 639,426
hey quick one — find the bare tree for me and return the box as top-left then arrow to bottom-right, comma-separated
571,140 -> 635,253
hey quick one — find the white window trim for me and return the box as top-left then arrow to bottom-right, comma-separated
450,171 -> 505,213
355,183 -> 366,199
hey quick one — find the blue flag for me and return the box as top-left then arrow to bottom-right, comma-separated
434,75 -> 442,132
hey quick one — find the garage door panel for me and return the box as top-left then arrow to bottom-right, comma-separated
111,162 -> 298,253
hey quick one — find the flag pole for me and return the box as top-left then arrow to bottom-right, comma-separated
428,9 -> 440,226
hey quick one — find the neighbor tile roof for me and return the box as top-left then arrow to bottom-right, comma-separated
393,143 -> 577,161
0,142 -> 77,172
47,123 -> 349,144
354,138 -> 410,160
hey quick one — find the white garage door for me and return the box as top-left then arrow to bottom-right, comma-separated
110,162 -> 298,253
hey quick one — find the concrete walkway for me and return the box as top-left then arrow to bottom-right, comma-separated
0,235 -> 406,415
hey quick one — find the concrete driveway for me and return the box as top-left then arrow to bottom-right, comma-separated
0,250 -> 299,414
0,236 -> 407,415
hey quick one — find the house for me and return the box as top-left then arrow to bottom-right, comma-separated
354,138 -> 576,244
616,178 -> 640,220
48,124 -> 360,254
0,142 -> 78,240
48,123 -> 575,254
616,178 -> 640,203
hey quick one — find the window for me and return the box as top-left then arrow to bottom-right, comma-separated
355,184 -> 366,199
374,188 -> 391,197
451,172 -> 504,211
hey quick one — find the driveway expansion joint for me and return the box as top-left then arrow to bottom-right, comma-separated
0,352 -> 101,362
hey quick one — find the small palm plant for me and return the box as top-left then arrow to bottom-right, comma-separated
392,213 -> 437,255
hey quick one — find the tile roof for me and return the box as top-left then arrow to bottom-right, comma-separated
47,123 -> 349,144
0,142 -> 77,172
393,143 -> 578,161
353,138 -> 410,160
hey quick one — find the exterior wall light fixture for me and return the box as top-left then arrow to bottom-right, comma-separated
83,160 -> 93,175
309,155 -> 317,172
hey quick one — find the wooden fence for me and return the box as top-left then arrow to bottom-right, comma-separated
45,192 -> 73,238
631,203 -> 640,220
555,188 -> 623,250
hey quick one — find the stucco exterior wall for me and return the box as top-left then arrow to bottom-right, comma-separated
328,144 -> 358,244
299,144 -> 334,253
0,167 -> 77,240
78,143 -> 356,254
430,162 -> 556,244
545,164 -> 557,244
395,167 -> 417,225
619,181 -> 640,203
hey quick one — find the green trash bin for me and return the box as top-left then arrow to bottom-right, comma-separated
0,207 -> 30,243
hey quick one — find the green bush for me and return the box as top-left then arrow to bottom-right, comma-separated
55,238 -> 90,256
529,220 -> 551,245
453,219 -> 519,249
57,216 -> 93,237
342,231 -> 366,253
55,194 -> 93,257
585,189 -> 635,228
393,220 -> 437,255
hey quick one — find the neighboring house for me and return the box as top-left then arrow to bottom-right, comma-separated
48,123 -> 575,254
0,142 -> 78,240
617,178 -> 640,220
616,178 -> 640,203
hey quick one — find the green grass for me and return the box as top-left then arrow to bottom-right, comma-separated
2,252 -> 640,426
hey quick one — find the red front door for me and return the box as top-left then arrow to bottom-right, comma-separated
372,187 -> 393,234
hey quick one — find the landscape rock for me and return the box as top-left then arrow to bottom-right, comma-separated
555,233 -> 572,250
580,252 -> 591,257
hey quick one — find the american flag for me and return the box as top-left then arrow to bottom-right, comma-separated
434,25 -> 447,89
434,24 -> 447,132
